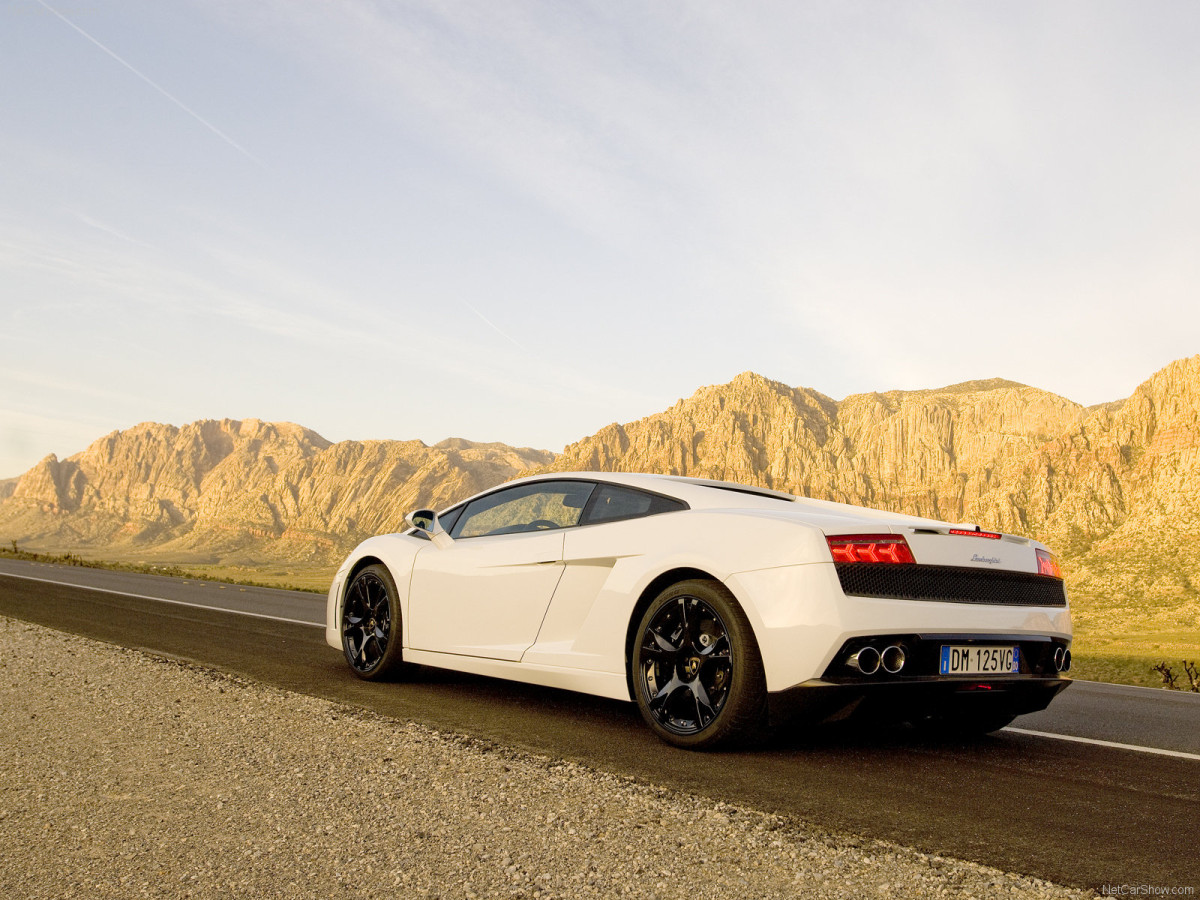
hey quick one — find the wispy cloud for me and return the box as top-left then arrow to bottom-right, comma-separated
0,366 -> 162,411
0,218 -> 656,423
463,301 -> 525,351
35,0 -> 264,167
73,211 -> 155,249
210,1 -> 723,248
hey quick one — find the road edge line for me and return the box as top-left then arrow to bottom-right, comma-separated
1003,726 -> 1200,761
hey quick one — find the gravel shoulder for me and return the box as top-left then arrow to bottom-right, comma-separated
0,617 -> 1096,899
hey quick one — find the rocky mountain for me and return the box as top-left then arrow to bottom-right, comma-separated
999,357 -> 1200,627
0,419 -> 552,564
2,357 -> 1197,630
545,373 -> 1089,525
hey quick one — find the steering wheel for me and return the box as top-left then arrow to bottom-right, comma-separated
528,519 -> 558,530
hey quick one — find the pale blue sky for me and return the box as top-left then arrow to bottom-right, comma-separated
3,1 -> 1198,477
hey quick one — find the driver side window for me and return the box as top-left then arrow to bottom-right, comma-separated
451,481 -> 596,539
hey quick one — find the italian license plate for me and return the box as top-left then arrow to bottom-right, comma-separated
940,645 -> 1020,675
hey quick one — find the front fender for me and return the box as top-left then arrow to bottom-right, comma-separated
324,533 -> 425,651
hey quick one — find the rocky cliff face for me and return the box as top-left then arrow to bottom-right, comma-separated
993,357 -> 1200,625
546,373 -> 1090,525
0,420 -> 552,564
550,374 -> 842,496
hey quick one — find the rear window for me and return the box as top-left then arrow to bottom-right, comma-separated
582,484 -> 685,525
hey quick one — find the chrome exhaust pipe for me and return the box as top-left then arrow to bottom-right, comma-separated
847,646 -> 881,675
881,644 -> 906,674
1053,647 -> 1066,672
1062,649 -> 1072,672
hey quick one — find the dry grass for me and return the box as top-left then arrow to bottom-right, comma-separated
1068,609 -> 1199,688
177,563 -> 337,593
0,545 -> 331,594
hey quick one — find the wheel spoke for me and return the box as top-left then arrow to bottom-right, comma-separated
700,632 -> 729,658
644,624 -> 681,656
677,597 -> 693,646
652,626 -> 678,652
362,633 -> 378,665
364,580 -> 379,615
691,678 -> 716,726
639,642 -> 673,661
648,673 -> 686,711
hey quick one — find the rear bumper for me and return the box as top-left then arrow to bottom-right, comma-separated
725,563 -> 1073,692
767,674 -> 1071,726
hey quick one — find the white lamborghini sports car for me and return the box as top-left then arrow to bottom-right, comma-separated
326,472 -> 1072,748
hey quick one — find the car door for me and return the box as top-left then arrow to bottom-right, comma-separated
407,480 -> 596,660
522,482 -> 689,670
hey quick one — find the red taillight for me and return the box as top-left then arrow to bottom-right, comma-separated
826,534 -> 915,564
1036,549 -> 1063,579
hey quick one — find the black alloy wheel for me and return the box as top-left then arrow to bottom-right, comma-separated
341,564 -> 404,680
632,579 -> 766,749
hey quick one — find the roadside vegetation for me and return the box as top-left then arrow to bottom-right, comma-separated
1151,659 -> 1200,691
1068,584 -> 1200,689
1066,648 -> 1195,689
1,542 -> 328,594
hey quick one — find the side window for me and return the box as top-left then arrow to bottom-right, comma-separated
451,481 -> 596,539
582,484 -> 686,525
438,504 -> 465,534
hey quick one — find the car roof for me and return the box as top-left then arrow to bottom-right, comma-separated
442,470 -> 969,532
508,471 -> 797,509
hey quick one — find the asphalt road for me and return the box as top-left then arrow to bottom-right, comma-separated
2,558 -> 1197,891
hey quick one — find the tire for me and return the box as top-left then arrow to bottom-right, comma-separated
341,564 -> 405,680
631,579 -> 767,749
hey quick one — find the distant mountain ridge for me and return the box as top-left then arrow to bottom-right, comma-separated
541,372 -> 1089,528
2,357 -> 1198,633
0,418 -> 552,564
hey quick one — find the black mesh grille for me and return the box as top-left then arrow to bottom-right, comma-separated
835,564 -> 1067,607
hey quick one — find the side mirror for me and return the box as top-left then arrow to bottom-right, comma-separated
405,508 -> 453,549
406,509 -> 437,531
